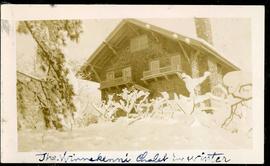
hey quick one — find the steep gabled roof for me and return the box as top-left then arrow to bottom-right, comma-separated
79,19 -> 240,82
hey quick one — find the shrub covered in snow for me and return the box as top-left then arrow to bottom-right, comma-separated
89,71 -> 253,135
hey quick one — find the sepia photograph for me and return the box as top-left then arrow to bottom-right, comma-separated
16,17 -> 253,151
1,5 -> 264,163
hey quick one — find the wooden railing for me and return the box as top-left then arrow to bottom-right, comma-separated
100,76 -> 132,89
142,65 -> 181,80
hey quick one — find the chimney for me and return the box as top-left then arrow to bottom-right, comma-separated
194,18 -> 213,45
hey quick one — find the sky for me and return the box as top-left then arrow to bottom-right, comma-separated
16,18 -> 252,75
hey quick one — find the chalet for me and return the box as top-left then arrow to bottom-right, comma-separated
79,19 -> 239,104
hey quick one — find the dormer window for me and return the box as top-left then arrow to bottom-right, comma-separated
130,35 -> 149,53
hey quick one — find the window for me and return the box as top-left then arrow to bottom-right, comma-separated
150,60 -> 160,71
106,71 -> 114,80
122,67 -> 131,78
130,35 -> 149,52
114,71 -> 122,78
171,55 -> 180,66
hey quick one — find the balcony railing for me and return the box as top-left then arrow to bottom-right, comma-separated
100,76 -> 132,89
142,65 -> 181,80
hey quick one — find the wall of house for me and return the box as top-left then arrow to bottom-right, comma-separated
99,33 -> 192,100
130,34 -> 192,99
98,28 -> 236,103
147,75 -> 189,99
198,54 -> 211,95
101,87 -> 124,101
203,55 -> 235,107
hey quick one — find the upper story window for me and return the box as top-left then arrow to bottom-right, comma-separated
106,67 -> 132,81
130,35 -> 149,53
106,71 -> 115,80
122,67 -> 131,78
171,55 -> 181,66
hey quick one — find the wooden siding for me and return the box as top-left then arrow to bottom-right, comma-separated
207,56 -> 222,90
85,23 -> 236,103
147,75 -> 189,99
198,54 -> 211,95
100,76 -> 133,89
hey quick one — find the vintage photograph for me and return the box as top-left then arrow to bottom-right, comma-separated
16,17 -> 254,151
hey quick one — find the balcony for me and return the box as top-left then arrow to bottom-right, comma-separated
142,65 -> 181,81
100,76 -> 133,89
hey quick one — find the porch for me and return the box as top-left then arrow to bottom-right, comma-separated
141,64 -> 182,82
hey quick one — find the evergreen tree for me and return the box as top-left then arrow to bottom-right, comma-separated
17,20 -> 83,130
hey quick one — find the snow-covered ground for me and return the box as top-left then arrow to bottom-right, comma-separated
17,63 -> 253,151
18,112 -> 252,152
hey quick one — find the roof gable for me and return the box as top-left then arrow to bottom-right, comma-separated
79,19 -> 240,81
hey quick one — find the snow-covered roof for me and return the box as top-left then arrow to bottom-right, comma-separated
125,19 -> 239,70
80,19 -> 240,81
